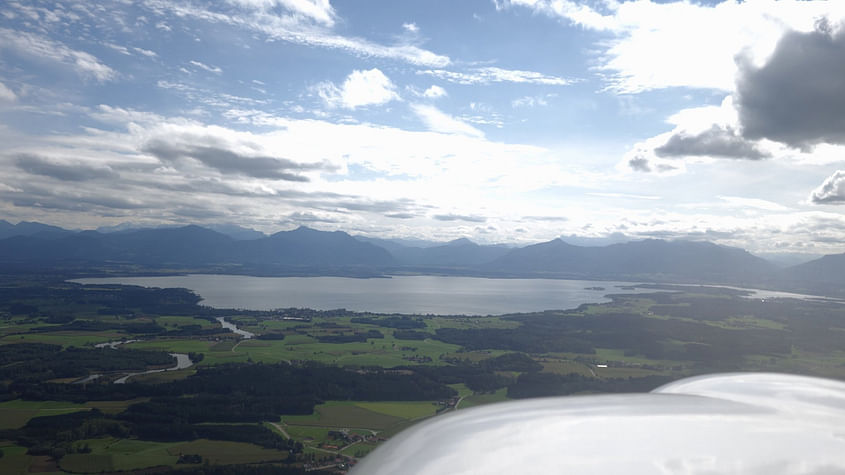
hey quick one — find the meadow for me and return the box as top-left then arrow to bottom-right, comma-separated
2,277 -> 845,473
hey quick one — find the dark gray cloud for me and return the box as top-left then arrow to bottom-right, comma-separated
655,126 -> 770,160
143,139 -> 331,181
628,156 -> 651,172
810,170 -> 845,204
627,156 -> 677,173
338,198 -> 418,214
736,21 -> 845,148
15,153 -> 119,181
4,186 -> 146,211
171,206 -> 228,219
433,213 -> 486,223
384,212 -> 415,219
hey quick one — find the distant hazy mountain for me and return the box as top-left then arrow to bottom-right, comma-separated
0,225 -> 234,266
781,253 -> 845,296
205,224 -> 266,241
485,238 -> 776,284
356,236 -> 443,250
559,232 -> 633,247
3,221 -> 842,293
384,238 -> 512,268
0,225 -> 392,270
95,222 -> 142,234
754,252 -> 821,268
0,220 -> 70,239
96,222 -> 266,241
238,226 -> 395,267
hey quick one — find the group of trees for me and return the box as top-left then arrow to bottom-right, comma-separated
0,343 -> 175,385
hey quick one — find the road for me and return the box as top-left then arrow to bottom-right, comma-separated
269,422 -> 291,439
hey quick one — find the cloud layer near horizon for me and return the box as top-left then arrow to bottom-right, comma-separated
0,0 -> 844,256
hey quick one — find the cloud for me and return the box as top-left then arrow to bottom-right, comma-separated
385,212 -> 415,219
423,85 -> 447,99
736,21 -> 845,149
655,125 -> 770,160
511,95 -> 549,108
718,196 -> 790,212
496,0 -> 618,30
810,170 -> 845,204
0,28 -> 115,82
316,68 -> 399,109
499,0 -> 845,93
525,216 -> 568,222
627,156 -> 651,172
141,0 -> 449,67
433,213 -> 486,223
104,43 -> 132,56
287,211 -> 341,223
623,96 -> 772,172
0,100 -> 601,240
624,154 -> 679,175
134,47 -> 158,58
402,22 -> 419,33
0,82 -> 16,102
2,183 -> 147,211
142,138 -> 328,181
419,66 -> 575,86
227,0 -> 336,26
189,60 -> 223,74
15,154 -> 119,181
410,104 -> 484,138
589,192 -> 661,201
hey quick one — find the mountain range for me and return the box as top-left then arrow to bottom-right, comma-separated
0,221 -> 840,295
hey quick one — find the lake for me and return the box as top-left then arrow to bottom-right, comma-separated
73,274 -> 654,315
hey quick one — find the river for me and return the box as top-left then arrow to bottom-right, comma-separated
113,353 -> 194,384
216,316 -> 254,338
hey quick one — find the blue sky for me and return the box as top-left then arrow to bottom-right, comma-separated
2,0 -> 845,258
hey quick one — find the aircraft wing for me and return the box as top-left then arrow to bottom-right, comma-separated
350,373 -> 845,474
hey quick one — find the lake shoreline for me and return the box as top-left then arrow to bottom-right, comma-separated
69,274 -> 840,317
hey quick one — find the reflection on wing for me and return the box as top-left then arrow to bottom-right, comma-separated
351,373 -> 845,474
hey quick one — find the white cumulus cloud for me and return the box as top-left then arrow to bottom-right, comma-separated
316,68 -> 400,109
500,0 -> 845,93
423,85 -> 447,99
810,170 -> 845,204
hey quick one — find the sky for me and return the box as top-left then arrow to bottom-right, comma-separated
2,0 -> 845,258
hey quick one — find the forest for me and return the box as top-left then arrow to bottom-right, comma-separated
2,275 -> 845,474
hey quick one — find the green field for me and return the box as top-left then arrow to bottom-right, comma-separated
5,278 -> 845,473
0,445 -> 31,475
284,402 -> 406,430
0,400 -> 90,429
169,439 -> 289,465
55,437 -> 290,472
354,401 -> 439,419
58,438 -> 178,473
0,331 -> 119,347
232,332 -> 461,367
460,388 -> 509,409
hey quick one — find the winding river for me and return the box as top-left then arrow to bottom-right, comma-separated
114,353 -> 194,384
216,317 -> 254,339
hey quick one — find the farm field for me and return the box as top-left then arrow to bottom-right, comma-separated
3,277 -> 845,473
